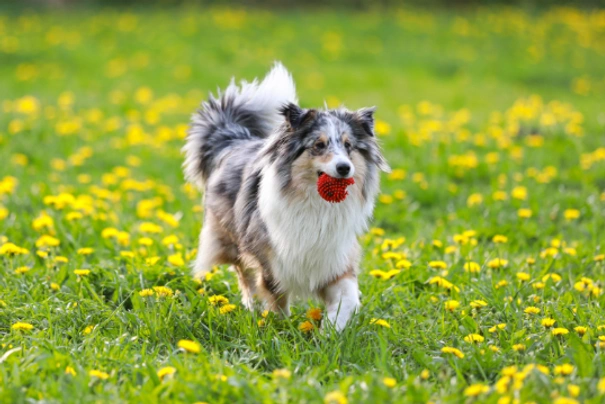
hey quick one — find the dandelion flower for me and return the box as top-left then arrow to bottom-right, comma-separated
428,260 -> 447,269
463,334 -> 484,343
65,366 -> 76,376
464,383 -> 489,397
563,209 -> 580,220
464,262 -> 481,273
470,300 -> 488,309
512,344 -> 526,352
177,339 -> 201,354
299,321 -> 315,333
74,269 -> 91,276
157,366 -> 176,380
324,390 -> 347,404
444,300 -> 460,312
219,304 -> 236,314
167,253 -> 184,266
153,286 -> 174,297
441,346 -> 464,359
518,208 -> 532,218
12,322 -> 34,331
370,318 -> 391,328
306,307 -> 323,321
272,368 -> 291,379
488,258 -> 508,269
208,295 -> 229,306
574,326 -> 587,335
552,328 -> 569,336
541,318 -> 556,328
524,306 -> 540,315
492,235 -> 508,243
89,370 -> 109,380
383,377 -> 397,388
139,289 -> 154,297
554,364 -> 574,376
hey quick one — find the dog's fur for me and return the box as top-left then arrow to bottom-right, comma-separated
183,62 -> 389,331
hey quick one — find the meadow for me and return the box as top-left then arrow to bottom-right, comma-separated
1,4 -> 605,403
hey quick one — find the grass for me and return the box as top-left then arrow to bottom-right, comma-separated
1,4 -> 605,403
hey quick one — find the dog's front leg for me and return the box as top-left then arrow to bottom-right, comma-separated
320,273 -> 360,332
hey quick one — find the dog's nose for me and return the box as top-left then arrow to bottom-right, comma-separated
336,162 -> 351,177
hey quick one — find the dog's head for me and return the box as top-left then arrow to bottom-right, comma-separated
267,103 -> 389,197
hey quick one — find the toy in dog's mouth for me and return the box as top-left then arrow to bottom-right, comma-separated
317,172 -> 355,203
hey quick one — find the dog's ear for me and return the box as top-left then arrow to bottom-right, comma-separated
280,103 -> 317,130
355,106 -> 376,137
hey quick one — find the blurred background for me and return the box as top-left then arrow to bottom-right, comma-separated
2,1 -> 604,124
2,0 -> 605,210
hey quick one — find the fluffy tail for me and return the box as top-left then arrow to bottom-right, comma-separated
183,62 -> 297,188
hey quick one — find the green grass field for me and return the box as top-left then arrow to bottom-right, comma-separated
1,5 -> 605,403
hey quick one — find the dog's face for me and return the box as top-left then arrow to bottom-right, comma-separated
268,103 -> 389,193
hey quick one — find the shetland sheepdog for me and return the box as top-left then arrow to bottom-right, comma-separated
183,63 -> 389,331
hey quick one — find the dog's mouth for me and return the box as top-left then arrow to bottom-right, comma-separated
317,171 -> 324,178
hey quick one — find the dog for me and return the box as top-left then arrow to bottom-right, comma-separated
183,62 -> 389,331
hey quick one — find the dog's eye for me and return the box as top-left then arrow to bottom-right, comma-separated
344,140 -> 352,150
314,141 -> 326,150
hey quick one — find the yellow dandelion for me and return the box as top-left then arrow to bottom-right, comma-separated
524,306 -> 540,315
552,328 -> 569,336
77,247 -> 94,255
488,258 -> 508,269
574,326 -> 587,335
441,346 -> 464,359
324,390 -> 347,404
12,322 -> 34,331
383,377 -> 397,388
167,253 -> 184,266
208,295 -> 229,306
370,318 -> 391,328
518,208 -> 532,218
153,286 -> 174,297
157,366 -> 176,380
89,370 -> 109,380
563,209 -> 580,221
541,318 -> 556,328
470,300 -> 488,309
428,260 -> 447,269
463,262 -> 481,273
219,304 -> 237,314
306,307 -> 323,321
554,364 -> 574,376
177,339 -> 201,354
492,235 -> 508,243
463,334 -> 485,344
445,300 -> 460,312
272,368 -> 292,379
299,321 -> 315,333
74,269 -> 91,276
139,289 -> 154,297
464,383 -> 489,397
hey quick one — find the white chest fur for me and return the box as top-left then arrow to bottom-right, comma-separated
258,165 -> 371,297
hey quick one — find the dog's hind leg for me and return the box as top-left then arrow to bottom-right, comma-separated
234,265 -> 257,311
192,213 -> 235,280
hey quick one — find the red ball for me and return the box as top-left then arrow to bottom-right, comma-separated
317,173 -> 355,203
